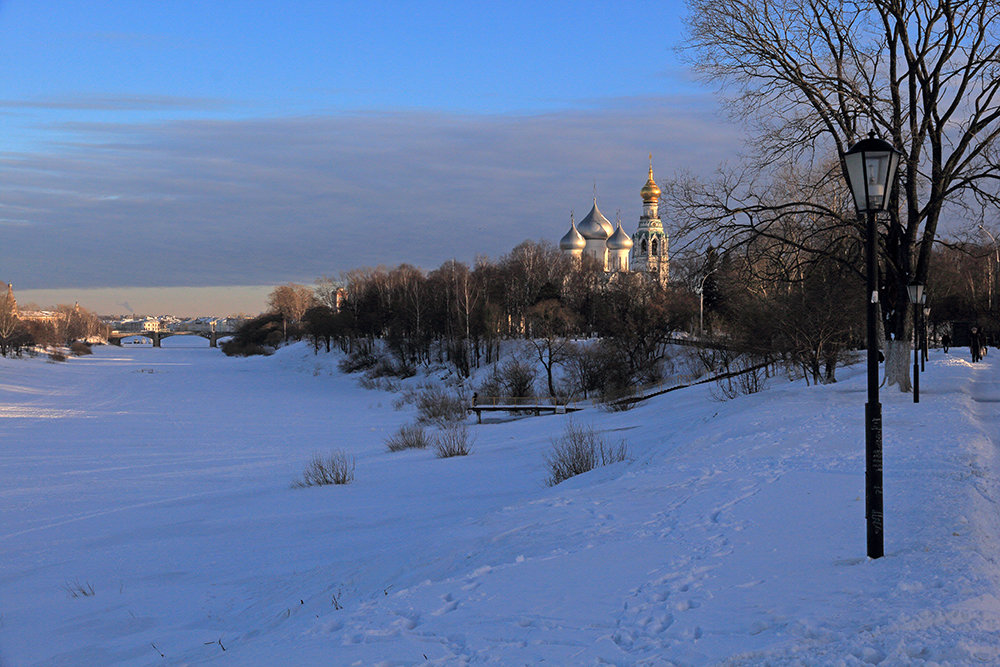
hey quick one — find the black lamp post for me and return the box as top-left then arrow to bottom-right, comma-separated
844,133 -> 902,560
907,283 -> 925,403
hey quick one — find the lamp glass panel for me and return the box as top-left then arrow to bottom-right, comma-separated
844,152 -> 868,212
864,153 -> 889,208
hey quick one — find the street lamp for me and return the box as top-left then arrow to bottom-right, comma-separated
843,132 -> 902,560
695,267 -> 718,338
907,283 -> 925,403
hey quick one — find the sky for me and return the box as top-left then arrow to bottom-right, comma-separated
0,0 -> 735,316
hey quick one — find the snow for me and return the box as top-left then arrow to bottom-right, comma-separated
1,343 -> 999,665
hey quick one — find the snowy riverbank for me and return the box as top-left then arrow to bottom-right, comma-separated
1,342 -> 999,665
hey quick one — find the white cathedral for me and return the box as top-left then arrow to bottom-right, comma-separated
558,157 -> 668,282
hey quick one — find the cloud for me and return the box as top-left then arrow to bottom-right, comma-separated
0,96 -> 739,290
0,94 -> 231,111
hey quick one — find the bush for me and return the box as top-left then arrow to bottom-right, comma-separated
385,423 -> 433,452
338,350 -> 378,374
434,423 -> 474,458
221,340 -> 271,357
545,422 -> 629,486
416,385 -> 467,426
367,355 -> 415,379
69,341 -> 92,356
711,356 -> 768,401
62,580 -> 95,598
48,351 -> 67,362
599,386 -> 638,412
292,450 -> 355,487
359,375 -> 400,392
476,365 -> 504,398
499,358 -> 537,398
222,313 -> 285,356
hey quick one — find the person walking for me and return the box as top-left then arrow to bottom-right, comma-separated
942,333 -> 951,353
971,327 -> 983,362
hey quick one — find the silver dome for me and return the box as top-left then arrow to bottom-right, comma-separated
560,220 -> 587,250
577,200 -> 614,240
607,223 -> 633,250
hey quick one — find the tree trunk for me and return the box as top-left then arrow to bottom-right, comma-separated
885,339 -> 911,392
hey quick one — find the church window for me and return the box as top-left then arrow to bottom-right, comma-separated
652,238 -> 658,256
641,238 -> 648,253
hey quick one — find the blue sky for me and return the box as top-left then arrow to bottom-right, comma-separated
0,0 -> 734,315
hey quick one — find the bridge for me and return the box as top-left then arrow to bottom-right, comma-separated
107,327 -> 236,348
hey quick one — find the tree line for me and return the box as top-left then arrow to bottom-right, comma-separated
226,225 -> 994,398
0,298 -> 108,358
226,241 -> 696,399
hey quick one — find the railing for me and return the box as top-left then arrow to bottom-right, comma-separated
472,360 -> 770,413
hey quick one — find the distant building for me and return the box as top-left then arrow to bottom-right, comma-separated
559,156 -> 669,283
115,318 -> 161,333
17,311 -> 63,324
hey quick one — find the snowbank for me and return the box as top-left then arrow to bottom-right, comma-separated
0,343 -> 998,665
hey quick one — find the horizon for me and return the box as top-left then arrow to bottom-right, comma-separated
12,284 -> 274,318
0,1 -> 737,314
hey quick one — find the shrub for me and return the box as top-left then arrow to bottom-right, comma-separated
221,340 -> 271,357
338,350 -> 378,374
367,355 -> 415,379
69,341 -> 92,356
434,423 -> 474,458
222,313 -> 284,356
499,358 -> 536,398
545,422 -> 629,486
711,356 -> 768,400
600,390 -> 638,412
48,351 -> 67,362
265,329 -> 284,347
476,365 -> 504,399
359,375 -> 400,392
385,423 -> 433,452
63,580 -> 95,598
416,385 -> 467,427
292,450 -> 355,487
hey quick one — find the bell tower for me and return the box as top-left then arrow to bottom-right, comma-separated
630,155 -> 668,282
4,283 -> 17,319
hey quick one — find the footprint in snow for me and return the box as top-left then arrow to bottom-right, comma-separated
432,594 -> 459,616
394,611 -> 420,630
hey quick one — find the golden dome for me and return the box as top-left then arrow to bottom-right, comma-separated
641,154 -> 660,201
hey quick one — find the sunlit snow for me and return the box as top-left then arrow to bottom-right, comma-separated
1,343 -> 998,665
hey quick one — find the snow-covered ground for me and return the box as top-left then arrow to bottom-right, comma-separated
1,340 -> 999,665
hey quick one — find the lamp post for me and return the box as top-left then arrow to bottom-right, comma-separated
843,133 -> 902,560
907,283 -> 924,403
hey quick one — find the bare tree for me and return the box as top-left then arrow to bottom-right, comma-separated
0,287 -> 21,356
313,276 -> 344,311
267,283 -> 318,340
594,276 -> 696,383
526,299 -> 579,397
679,0 -> 1000,388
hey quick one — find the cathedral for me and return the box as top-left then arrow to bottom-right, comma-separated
558,157 -> 669,282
